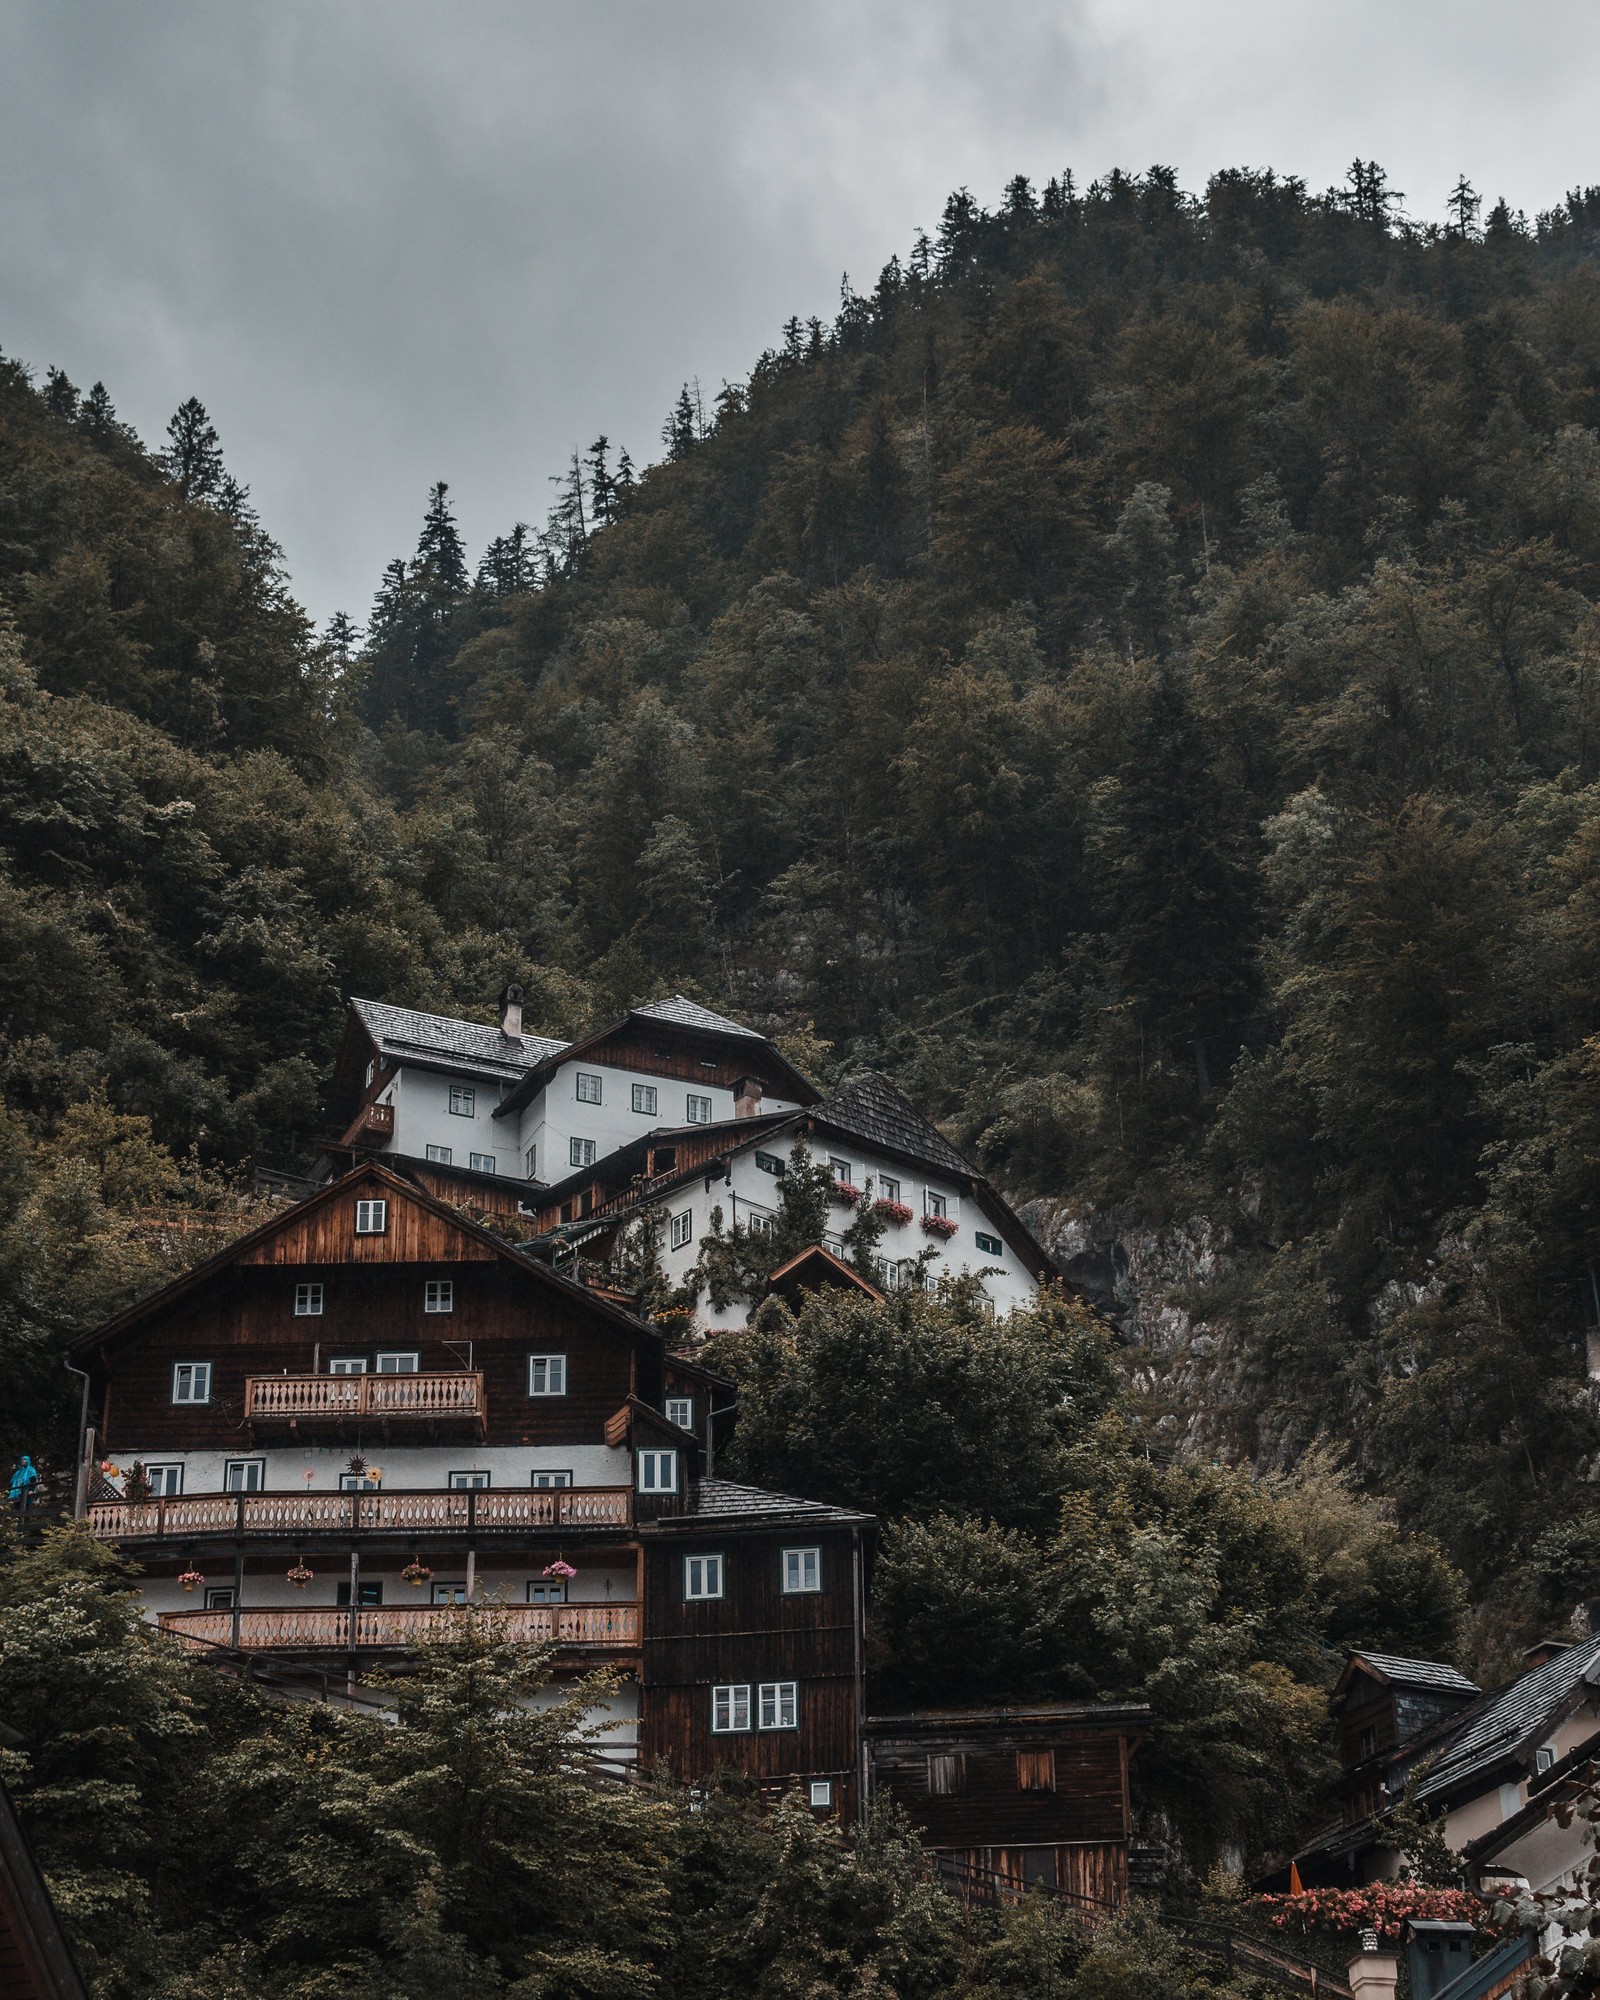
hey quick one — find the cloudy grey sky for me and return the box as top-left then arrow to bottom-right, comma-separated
2,1 -> 1596,624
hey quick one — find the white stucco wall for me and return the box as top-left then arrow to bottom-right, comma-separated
379,1067 -> 517,1176
113,1442 -> 634,1493
509,1059 -> 801,1184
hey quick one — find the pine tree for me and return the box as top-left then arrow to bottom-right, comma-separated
43,367 -> 78,422
1447,173 -> 1482,238
662,384 -> 697,460
585,435 -> 617,526
322,611 -> 361,664
164,396 -> 225,500
414,480 -> 469,595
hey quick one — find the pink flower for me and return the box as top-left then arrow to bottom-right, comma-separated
543,1560 -> 577,1579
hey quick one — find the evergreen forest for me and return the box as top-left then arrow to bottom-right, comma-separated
8,160 -> 1600,1995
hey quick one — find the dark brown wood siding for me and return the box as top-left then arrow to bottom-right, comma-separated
869,1731 -> 1130,1849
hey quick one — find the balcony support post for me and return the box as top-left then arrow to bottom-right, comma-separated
466,1547 -> 477,1601
231,1544 -> 243,1651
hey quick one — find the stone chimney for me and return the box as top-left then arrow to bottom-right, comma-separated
734,1075 -> 763,1118
498,984 -> 525,1039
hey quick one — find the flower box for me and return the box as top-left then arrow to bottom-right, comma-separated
873,1199 -> 913,1225
830,1182 -> 864,1208
920,1213 -> 958,1239
1250,1884 -> 1489,1943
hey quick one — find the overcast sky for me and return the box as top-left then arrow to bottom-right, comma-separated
2,1 -> 1597,625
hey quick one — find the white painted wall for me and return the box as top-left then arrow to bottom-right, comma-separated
114,1442 -> 634,1492
509,1059 -> 801,1185
379,1067 -> 516,1176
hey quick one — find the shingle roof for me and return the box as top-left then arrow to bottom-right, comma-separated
351,998 -> 567,1078
632,995 -> 762,1039
1348,1652 -> 1482,1697
667,1478 -> 870,1526
811,1072 -> 973,1179
1414,1638 -> 1600,1806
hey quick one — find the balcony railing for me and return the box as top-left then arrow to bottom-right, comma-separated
159,1602 -> 640,1652
88,1486 -> 633,1541
243,1372 -> 485,1424
340,1099 -> 394,1147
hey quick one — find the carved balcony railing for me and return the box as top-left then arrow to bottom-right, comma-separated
242,1371 -> 485,1429
88,1486 -> 633,1541
340,1099 -> 394,1148
158,1601 -> 640,1652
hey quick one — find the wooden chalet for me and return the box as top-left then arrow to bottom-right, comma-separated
865,1703 -> 1151,1907
67,1163 -> 868,1805
0,1777 -> 88,2000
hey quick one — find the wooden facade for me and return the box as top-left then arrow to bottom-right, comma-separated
865,1705 -> 1150,1907
0,1780 -> 88,2000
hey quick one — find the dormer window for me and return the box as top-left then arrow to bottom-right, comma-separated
448,1086 -> 475,1117
355,1199 -> 387,1234
637,1450 -> 678,1493
665,1396 -> 694,1430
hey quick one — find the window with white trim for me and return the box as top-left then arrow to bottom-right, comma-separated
879,1174 -> 900,1203
665,1395 -> 694,1430
527,1579 -> 567,1603
637,1449 -> 678,1493
448,1086 -> 475,1117
376,1351 -> 419,1373
828,1156 -> 853,1182
575,1071 -> 602,1104
686,1092 -> 712,1124
746,1206 -> 776,1236
684,1553 -> 724,1599
975,1230 -> 1003,1256
712,1684 -> 751,1733
632,1082 -> 658,1115
569,1137 -> 596,1169
224,1459 -> 265,1493
424,1280 -> 454,1313
924,1190 -> 947,1219
329,1356 -> 367,1374
530,1469 -> 573,1488
525,1145 -> 538,1179
782,1547 -> 821,1594
171,1362 -> 211,1404
355,1199 -> 387,1234
448,1470 -> 490,1489
809,1780 -> 833,1809
205,1586 -> 236,1610
339,1470 -> 379,1491
145,1463 -> 184,1497
426,1143 -> 453,1164
294,1282 -> 324,1316
470,1152 -> 495,1173
528,1354 -> 568,1397
670,1208 -> 693,1252
758,1681 -> 799,1730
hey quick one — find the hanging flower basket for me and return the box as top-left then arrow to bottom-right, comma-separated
286,1562 -> 314,1588
830,1181 -> 864,1208
920,1213 -> 958,1239
178,1568 -> 205,1593
543,1560 -> 577,1580
872,1198 -> 913,1226
402,1560 -> 432,1588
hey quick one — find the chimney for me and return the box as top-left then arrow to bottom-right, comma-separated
734,1075 -> 763,1118
499,984 -> 525,1039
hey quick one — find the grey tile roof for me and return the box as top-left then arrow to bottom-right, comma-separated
352,998 -> 567,1078
667,1478 -> 869,1525
632,995 -> 762,1039
1414,1637 -> 1600,1806
1350,1652 -> 1482,1696
811,1073 -> 974,1179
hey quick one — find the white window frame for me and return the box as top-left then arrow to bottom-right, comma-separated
448,1470 -> 490,1489
665,1395 -> 694,1430
354,1198 -> 387,1235
569,1137 -> 596,1169
923,1189 -> 947,1219
637,1449 -> 678,1494
525,1145 -> 538,1179
431,1582 -> 469,1605
329,1356 -> 367,1374
425,1143 -> 453,1164
528,1353 -> 568,1397
975,1230 -> 1003,1256
376,1351 -> 419,1374
171,1362 -> 212,1405
758,1681 -> 799,1730
224,1458 -> 265,1493
527,1579 -> 567,1603
469,1151 -> 495,1174
338,1471 -> 379,1491
745,1206 -> 776,1236
575,1071 -> 603,1104
632,1081 -> 658,1115
879,1174 -> 900,1203
828,1156 -> 853,1183
782,1547 -> 821,1594
684,1553 -> 724,1600
809,1780 -> 833,1809
670,1208 -> 694,1252
712,1684 -> 751,1733
530,1469 -> 573,1488
204,1585 -> 236,1611
294,1282 -> 324,1316
686,1092 -> 712,1124
424,1279 -> 454,1314
144,1462 -> 184,1497
448,1085 -> 475,1117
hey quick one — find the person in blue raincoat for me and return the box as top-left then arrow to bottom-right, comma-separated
9,1455 -> 39,1513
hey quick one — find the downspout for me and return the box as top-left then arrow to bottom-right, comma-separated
63,1359 -> 92,1517
852,1521 -> 868,1825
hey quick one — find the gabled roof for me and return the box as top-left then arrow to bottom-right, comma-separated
633,995 -> 762,1038
1338,1652 -> 1481,1700
663,1478 -> 871,1527
1413,1636 -> 1600,1808
351,997 -> 567,1079
768,1242 -> 885,1303
810,1072 -> 972,1180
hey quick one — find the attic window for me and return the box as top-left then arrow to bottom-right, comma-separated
755,1151 -> 785,1177
355,1199 -> 387,1235
652,1146 -> 679,1174
699,1058 -> 717,1069
975,1231 -> 1003,1257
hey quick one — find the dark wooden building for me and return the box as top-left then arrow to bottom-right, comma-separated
865,1703 -> 1150,1907
0,1778 -> 89,2000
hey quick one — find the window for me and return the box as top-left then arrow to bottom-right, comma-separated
470,1152 -> 495,1173
204,1586 -> 236,1611
686,1092 -> 712,1124
376,1351 -> 419,1374
432,1583 -> 469,1605
531,1469 -> 573,1488
637,1450 -> 678,1494
684,1553 -> 724,1600
632,1082 -> 658,1115
171,1362 -> 211,1404
365,1060 -> 375,1087
827,1158 -> 852,1185
1017,1750 -> 1056,1792
425,1143 -> 453,1164
224,1459 -> 265,1493
336,1581 -> 384,1606
569,1137 -> 596,1169
1357,1725 -> 1378,1760
924,1190 -> 947,1219
339,1471 -> 380,1491
294,1282 -> 324,1316
448,1470 -> 490,1489
528,1353 -> 568,1397
448,1086 -> 475,1117
525,1145 -> 538,1179
670,1208 -> 694,1251
329,1356 -> 367,1374
145,1463 -> 184,1497
809,1780 -> 833,1809
527,1579 -> 567,1604
756,1150 -> 785,1176
879,1174 -> 900,1203
1021,1850 -> 1058,1890
782,1547 -> 821,1594
575,1071 -> 602,1104
758,1682 -> 799,1730
975,1231 -> 1003,1257
665,1395 -> 695,1430
745,1206 -> 776,1236
712,1684 -> 751,1733
927,1754 -> 967,1795
355,1198 -> 387,1234
1537,1745 -> 1557,1774
424,1280 -> 454,1313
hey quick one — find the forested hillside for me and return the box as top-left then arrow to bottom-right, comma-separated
8,161 -> 1600,1655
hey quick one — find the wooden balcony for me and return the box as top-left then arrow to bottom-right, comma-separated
243,1371 -> 485,1436
340,1099 -> 394,1148
159,1601 -> 640,1653
88,1486 -> 633,1541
